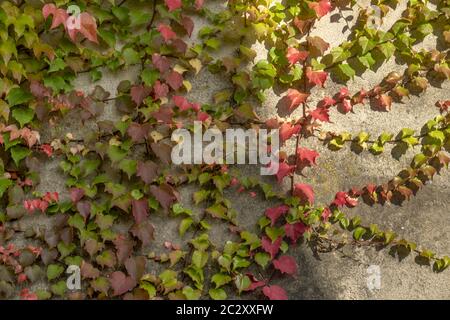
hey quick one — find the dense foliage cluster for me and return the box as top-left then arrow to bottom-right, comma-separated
0,0 -> 449,300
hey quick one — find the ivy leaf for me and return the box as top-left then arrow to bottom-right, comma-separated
131,199 -> 148,224
150,184 -> 178,212
309,0 -> 332,18
284,222 -> 307,244
6,88 -> 32,107
275,162 -> 295,184
137,161 -> 158,184
286,48 -> 308,65
281,89 -> 309,113
261,236 -> 282,259
265,205 -> 289,226
110,271 -> 135,296
273,255 -> 298,275
46,264 -> 64,281
337,63 -> 355,80
293,183 -> 315,205
262,285 -> 288,300
158,23 -> 177,42
279,122 -> 301,143
165,71 -> 183,91
296,148 -> 319,170
130,221 -> 155,246
11,146 -> 31,166
306,68 -> 328,87
124,256 -> 146,282
209,288 -> 227,300
122,48 -> 140,65
310,107 -> 330,122
165,0 -> 182,12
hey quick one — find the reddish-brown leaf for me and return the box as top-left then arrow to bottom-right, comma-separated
165,71 -> 183,91
293,183 -> 314,205
265,205 -> 289,226
110,271 -> 136,296
262,285 -> 288,300
158,23 -> 177,42
296,147 -> 319,170
306,67 -> 328,87
286,48 -> 309,65
261,236 -> 282,259
273,255 -> 298,275
137,161 -> 158,184
165,0 -> 182,11
284,222 -> 308,244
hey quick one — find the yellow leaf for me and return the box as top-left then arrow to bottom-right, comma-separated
189,59 -> 202,75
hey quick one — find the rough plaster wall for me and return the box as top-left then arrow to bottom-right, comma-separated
20,0 -> 450,299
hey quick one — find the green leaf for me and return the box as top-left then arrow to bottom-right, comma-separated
377,42 -> 396,58
337,63 -> 355,80
6,87 -> 32,107
179,217 -> 193,236
192,250 -> 209,268
209,288 -> 227,300
182,286 -> 201,300
50,280 -> 67,296
47,264 -> 64,281
141,68 -> 160,86
12,106 -> 34,128
0,99 -> 10,121
122,48 -> 140,65
353,227 -> 367,240
211,273 -> 232,288
10,146 -> 31,166
0,178 -> 13,198
118,159 -> 137,178
255,252 -> 271,268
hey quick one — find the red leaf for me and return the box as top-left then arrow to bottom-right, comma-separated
293,183 -> 314,205
309,0 -> 332,18
137,161 -> 158,184
113,235 -> 135,264
296,147 -> 319,170
40,144 -> 53,157
158,23 -> 177,42
195,0 -> 204,10
152,106 -> 173,124
374,94 -> 392,111
132,199 -> 148,224
244,273 -> 266,291
318,96 -> 336,108
310,107 -> 330,122
265,205 -> 289,226
153,80 -> 169,100
306,67 -> 328,87
197,111 -> 210,122
279,122 -> 301,143
337,87 -> 349,100
110,271 -> 136,296
150,183 -> 179,212
124,256 -> 147,281
67,12 -> 98,44
180,15 -> 194,37
276,162 -> 295,184
284,222 -> 308,244
337,98 -> 353,113
130,220 -> 155,246
70,188 -> 85,203
165,71 -> 183,91
286,48 -> 309,65
127,122 -> 151,143
80,261 -> 100,279
436,100 -> 450,113
152,54 -> 171,73
130,85 -> 151,106
173,95 -> 191,111
273,255 -> 298,275
321,207 -> 331,221
261,236 -> 282,259
262,285 -> 288,300
165,0 -> 182,11
332,191 -> 358,207
76,201 -> 91,221
43,4 -> 68,29
284,89 -> 309,112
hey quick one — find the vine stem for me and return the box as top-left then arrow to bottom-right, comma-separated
291,26 -> 312,195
